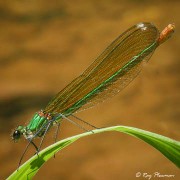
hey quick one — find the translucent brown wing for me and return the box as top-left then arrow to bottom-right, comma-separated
44,22 -> 159,116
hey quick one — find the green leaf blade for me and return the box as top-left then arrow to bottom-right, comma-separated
7,126 -> 180,180
113,126 -> 180,168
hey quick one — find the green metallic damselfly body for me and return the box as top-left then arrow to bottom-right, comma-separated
12,22 -> 175,167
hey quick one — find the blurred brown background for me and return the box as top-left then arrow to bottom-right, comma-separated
0,0 -> 179,179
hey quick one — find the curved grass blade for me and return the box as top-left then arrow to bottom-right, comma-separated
8,125 -> 180,180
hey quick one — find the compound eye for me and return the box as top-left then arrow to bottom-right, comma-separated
13,130 -> 21,141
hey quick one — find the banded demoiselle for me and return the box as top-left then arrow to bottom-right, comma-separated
12,22 -> 175,166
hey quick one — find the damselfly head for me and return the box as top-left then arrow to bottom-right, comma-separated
12,126 -> 24,142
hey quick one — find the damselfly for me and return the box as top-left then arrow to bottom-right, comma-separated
12,22 -> 175,167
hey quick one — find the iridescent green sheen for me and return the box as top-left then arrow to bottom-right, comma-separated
27,113 -> 48,132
